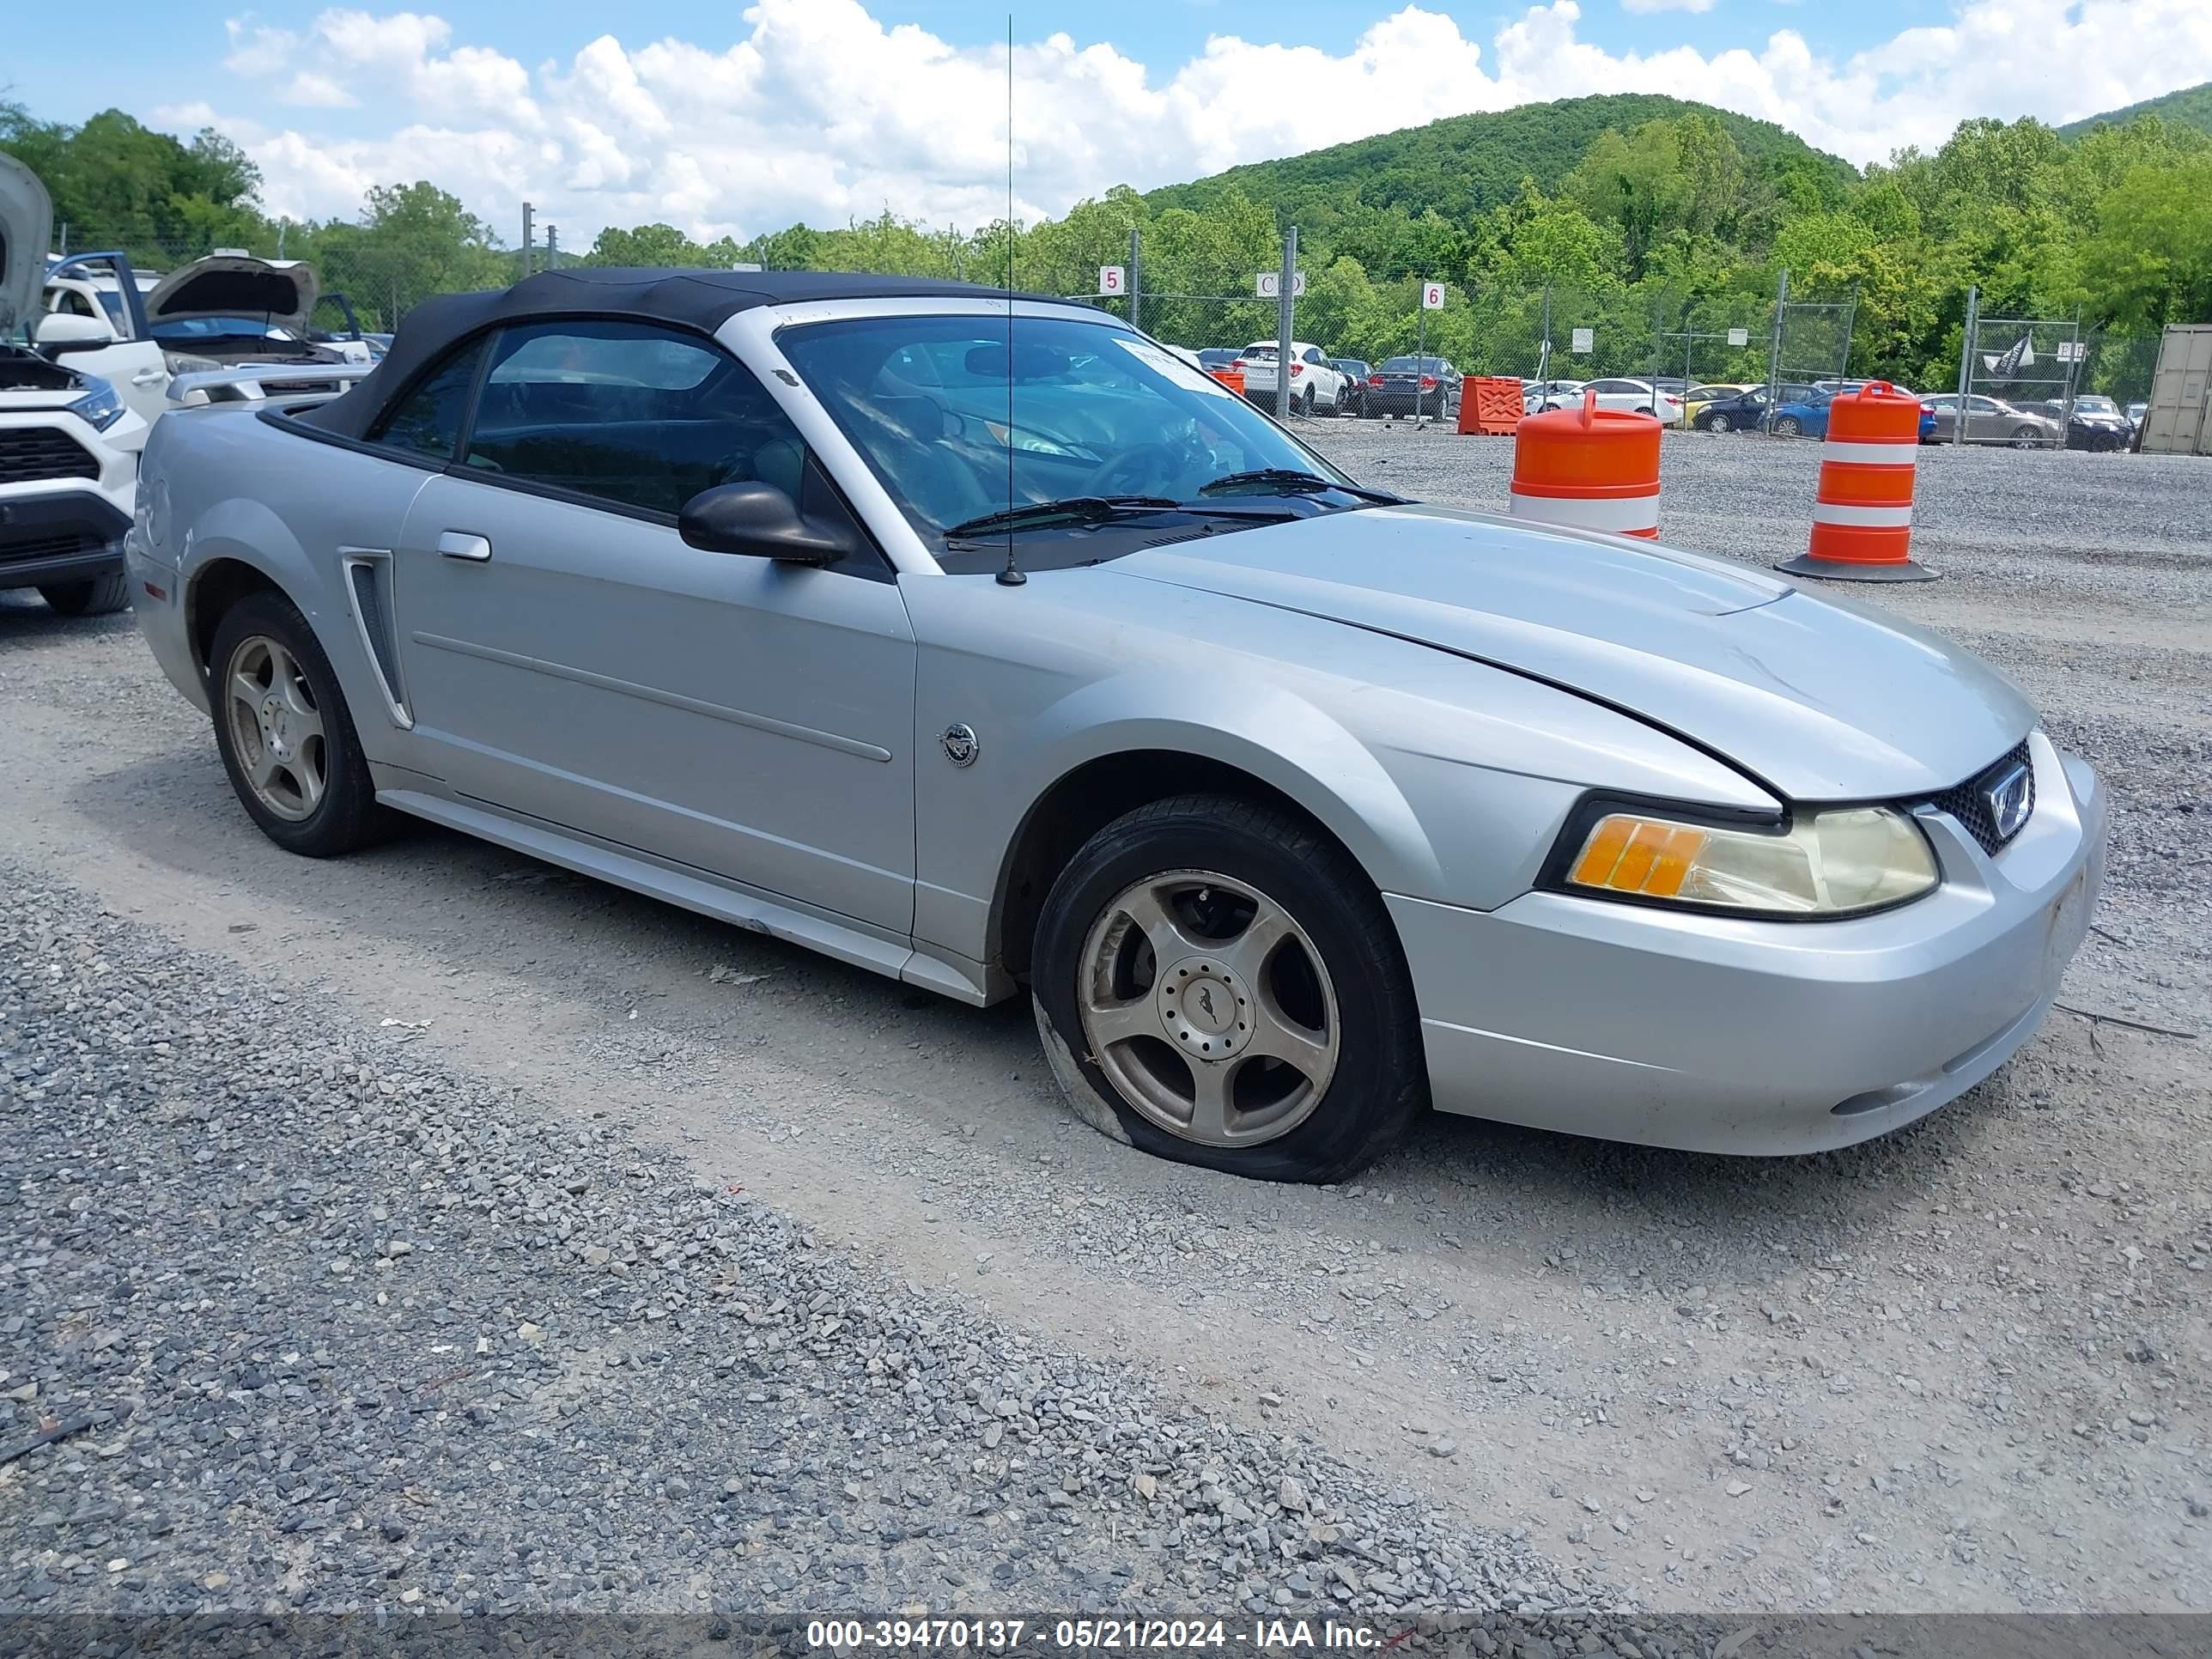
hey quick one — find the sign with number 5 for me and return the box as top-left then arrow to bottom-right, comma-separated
1097,266 -> 1125,296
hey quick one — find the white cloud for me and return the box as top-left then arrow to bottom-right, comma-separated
1622,0 -> 1717,14
191,0 -> 2212,244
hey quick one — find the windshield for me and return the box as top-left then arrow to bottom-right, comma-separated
149,316 -> 304,342
2075,396 -> 2118,415
776,313 -> 1360,557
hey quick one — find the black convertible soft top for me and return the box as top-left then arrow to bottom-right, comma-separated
298,266 -> 1051,441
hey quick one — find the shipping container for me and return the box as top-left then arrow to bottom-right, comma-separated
2138,323 -> 2212,456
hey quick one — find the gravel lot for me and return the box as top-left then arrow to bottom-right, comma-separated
2,429 -> 2208,1622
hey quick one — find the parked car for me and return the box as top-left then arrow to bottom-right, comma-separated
1194,348 -> 1241,371
1367,356 -> 1461,419
1691,386 -> 1771,432
1681,383 -> 1753,427
1,153 -> 149,616
38,247 -> 356,428
1327,359 -> 1371,416
1235,340 -> 1347,416
126,266 -> 2104,1182
2125,401 -> 2147,429
1767,384 -> 1937,443
2026,396 -> 2131,452
1539,376 -> 1684,424
1919,393 -> 2062,447
1522,378 -> 1583,414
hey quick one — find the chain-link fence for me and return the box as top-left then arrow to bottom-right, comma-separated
44,220 -> 2167,448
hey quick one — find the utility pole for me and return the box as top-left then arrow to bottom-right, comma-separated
1954,284 -> 1978,447
521,203 -> 535,279
1275,225 -> 1297,421
1536,283 -> 1551,382
1127,224 -> 1141,336
545,226 -> 559,270
276,220 -> 288,258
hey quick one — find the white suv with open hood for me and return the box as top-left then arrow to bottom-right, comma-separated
1,154 -> 147,617
40,245 -> 367,428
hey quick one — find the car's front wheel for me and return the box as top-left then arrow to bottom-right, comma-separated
38,573 -> 131,617
208,591 -> 392,857
1032,796 -> 1426,1183
1708,411 -> 1733,433
2009,425 -> 2043,448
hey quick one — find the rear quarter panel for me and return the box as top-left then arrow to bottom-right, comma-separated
150,408 -> 432,769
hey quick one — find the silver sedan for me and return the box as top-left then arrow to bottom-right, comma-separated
124,270 -> 2104,1182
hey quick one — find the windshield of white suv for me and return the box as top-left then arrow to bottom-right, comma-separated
777,314 -> 1371,564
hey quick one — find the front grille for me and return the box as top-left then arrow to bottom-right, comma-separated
0,427 -> 100,484
1926,739 -> 2035,855
0,530 -> 101,567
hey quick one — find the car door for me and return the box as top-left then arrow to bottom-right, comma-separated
42,286 -> 169,426
1966,395 -> 2009,442
386,318 -> 919,935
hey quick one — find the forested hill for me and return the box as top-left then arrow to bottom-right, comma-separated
2060,81 -> 2212,138
1144,94 -> 1859,224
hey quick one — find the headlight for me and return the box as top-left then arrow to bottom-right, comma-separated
67,380 -> 126,432
1560,804 -> 1937,917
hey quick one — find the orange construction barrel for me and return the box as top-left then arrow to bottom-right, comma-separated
1510,389 -> 1662,538
1775,381 -> 1934,582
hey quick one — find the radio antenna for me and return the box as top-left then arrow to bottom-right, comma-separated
997,11 -> 1026,586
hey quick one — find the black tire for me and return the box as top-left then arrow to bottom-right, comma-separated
1772,415 -> 1802,437
1708,412 -> 1732,433
1299,386 -> 1316,417
2009,426 -> 2042,449
38,572 -> 131,617
1031,794 -> 1427,1184
207,590 -> 393,858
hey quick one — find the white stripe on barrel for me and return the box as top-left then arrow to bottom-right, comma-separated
1820,438 -> 1917,465
1809,501 -> 1913,528
1509,490 -> 1662,535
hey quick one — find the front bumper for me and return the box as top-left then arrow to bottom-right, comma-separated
1393,733 -> 2105,1155
0,489 -> 131,590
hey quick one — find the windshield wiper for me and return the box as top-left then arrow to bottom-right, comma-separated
943,495 -> 1182,540
1196,468 -> 1407,504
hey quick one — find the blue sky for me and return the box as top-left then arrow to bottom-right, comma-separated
16,3 -> 1924,130
8,3 -> 2207,242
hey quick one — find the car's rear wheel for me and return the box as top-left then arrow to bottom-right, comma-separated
1031,795 -> 1426,1183
209,591 -> 392,858
1772,415 -> 1802,437
38,573 -> 131,617
1298,386 -> 1316,417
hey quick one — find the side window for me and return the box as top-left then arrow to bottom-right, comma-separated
1303,347 -> 1323,364
463,319 -> 811,517
370,340 -> 484,463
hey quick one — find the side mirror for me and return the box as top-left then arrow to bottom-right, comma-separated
678,482 -> 856,566
36,313 -> 117,354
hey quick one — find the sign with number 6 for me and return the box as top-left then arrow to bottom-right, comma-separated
1421,282 -> 1445,310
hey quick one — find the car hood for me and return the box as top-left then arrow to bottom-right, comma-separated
1114,505 -> 2033,800
0,153 -> 54,335
145,255 -> 319,330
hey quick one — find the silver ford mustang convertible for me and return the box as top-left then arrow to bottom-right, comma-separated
125,269 -> 2104,1182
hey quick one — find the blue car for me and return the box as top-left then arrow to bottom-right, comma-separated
1770,384 -> 1938,442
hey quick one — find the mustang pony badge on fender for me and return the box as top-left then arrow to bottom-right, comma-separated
940,724 -> 979,768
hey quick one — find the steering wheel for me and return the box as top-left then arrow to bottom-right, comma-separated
1084,442 -> 1183,498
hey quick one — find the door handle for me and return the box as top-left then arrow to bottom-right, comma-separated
131,368 -> 166,386
436,532 -> 492,562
